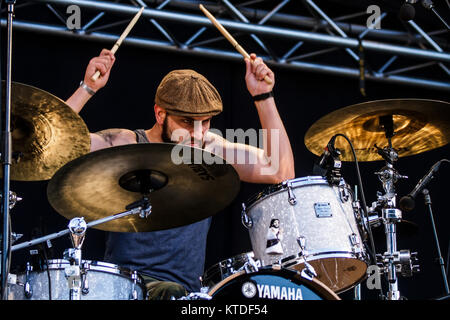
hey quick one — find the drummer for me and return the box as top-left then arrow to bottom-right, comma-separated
65,49 -> 295,300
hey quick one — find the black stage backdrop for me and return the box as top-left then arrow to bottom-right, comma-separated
5,28 -> 449,301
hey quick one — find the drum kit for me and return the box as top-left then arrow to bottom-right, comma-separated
0,77 -> 448,301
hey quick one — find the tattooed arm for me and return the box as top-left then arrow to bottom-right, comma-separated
90,128 -> 136,152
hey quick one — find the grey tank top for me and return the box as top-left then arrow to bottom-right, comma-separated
104,129 -> 211,292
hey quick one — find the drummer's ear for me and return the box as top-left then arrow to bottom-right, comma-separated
154,104 -> 167,125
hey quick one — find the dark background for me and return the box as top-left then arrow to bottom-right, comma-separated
4,20 -> 449,301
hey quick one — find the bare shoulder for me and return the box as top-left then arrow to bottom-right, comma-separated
90,128 -> 136,151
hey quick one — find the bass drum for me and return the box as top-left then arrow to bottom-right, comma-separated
209,266 -> 340,300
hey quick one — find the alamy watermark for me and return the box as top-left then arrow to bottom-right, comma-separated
366,5 -> 382,30
66,4 -> 383,31
366,265 -> 382,290
169,121 -> 281,176
66,5 -> 81,30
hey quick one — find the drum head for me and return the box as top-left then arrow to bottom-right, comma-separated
209,266 -> 340,300
286,255 -> 368,293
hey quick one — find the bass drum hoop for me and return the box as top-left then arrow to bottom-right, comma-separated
208,266 -> 340,300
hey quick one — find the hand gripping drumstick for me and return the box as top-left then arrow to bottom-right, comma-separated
91,6 -> 145,81
199,4 -> 272,85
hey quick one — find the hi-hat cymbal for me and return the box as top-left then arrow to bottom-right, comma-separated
47,143 -> 240,232
304,99 -> 450,161
2,81 -> 90,180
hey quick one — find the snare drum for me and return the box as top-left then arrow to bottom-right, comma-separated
242,176 -> 368,293
209,266 -> 340,300
8,259 -> 146,300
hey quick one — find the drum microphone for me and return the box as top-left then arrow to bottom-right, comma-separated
316,135 -> 339,168
399,160 -> 444,212
313,135 -> 342,184
399,0 -> 418,21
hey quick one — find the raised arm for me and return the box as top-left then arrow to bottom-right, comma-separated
212,54 -> 295,184
65,49 -> 116,114
65,49 -> 136,152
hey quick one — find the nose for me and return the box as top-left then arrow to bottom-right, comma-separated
192,120 -> 204,141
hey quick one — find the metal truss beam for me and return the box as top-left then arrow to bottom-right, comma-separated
2,0 -> 449,91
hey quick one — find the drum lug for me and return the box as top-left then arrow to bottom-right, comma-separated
300,261 -> 318,281
284,181 -> 297,205
129,271 -> 139,300
24,262 -> 33,299
338,179 -> 350,203
81,261 -> 90,295
243,254 -> 260,274
349,233 -> 363,257
297,236 -> 308,256
241,203 -> 253,229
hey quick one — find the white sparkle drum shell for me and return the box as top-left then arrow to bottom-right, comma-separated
8,260 -> 146,300
244,176 -> 368,293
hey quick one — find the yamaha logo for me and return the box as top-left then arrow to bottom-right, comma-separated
241,281 -> 257,298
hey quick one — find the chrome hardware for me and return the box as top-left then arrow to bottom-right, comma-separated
285,181 -> 297,205
130,271 -> 139,300
349,233 -> 363,257
338,179 -> 350,202
241,203 -> 253,229
297,236 -> 308,257
24,262 -> 33,299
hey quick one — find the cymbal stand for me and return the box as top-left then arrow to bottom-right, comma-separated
10,199 -> 152,253
1,0 -> 16,300
373,115 -> 419,300
64,217 -> 87,300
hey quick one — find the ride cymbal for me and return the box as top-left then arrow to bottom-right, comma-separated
2,81 -> 90,180
304,99 -> 450,161
47,143 -> 240,232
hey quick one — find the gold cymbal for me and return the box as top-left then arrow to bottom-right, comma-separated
2,81 -> 90,180
47,143 -> 240,232
304,99 -> 450,161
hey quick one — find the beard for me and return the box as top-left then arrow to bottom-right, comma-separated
161,116 -> 205,148
161,116 -> 174,144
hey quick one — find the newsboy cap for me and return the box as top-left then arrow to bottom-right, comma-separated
155,69 -> 223,117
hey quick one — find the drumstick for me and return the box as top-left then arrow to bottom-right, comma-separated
199,4 -> 272,85
91,6 -> 145,81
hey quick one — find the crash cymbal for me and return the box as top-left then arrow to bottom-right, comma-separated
47,143 -> 240,232
304,99 -> 450,161
2,81 -> 90,180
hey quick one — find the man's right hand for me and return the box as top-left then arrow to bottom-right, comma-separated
66,49 -> 116,113
83,49 -> 116,92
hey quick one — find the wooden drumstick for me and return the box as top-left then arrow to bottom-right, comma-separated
91,6 -> 145,81
199,4 -> 272,85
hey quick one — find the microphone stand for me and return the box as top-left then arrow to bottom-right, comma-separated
422,188 -> 450,295
1,0 -> 16,301
421,0 -> 450,30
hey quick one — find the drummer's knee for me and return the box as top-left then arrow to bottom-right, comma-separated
145,280 -> 187,300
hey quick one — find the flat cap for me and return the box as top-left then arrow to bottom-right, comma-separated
155,69 -> 223,117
